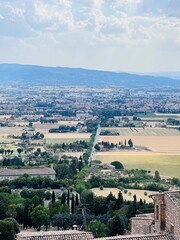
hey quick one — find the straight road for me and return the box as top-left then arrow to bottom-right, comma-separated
88,124 -> 101,165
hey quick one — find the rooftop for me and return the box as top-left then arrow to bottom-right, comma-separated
167,191 -> 180,210
96,233 -> 174,240
0,167 -> 56,176
17,230 -> 94,239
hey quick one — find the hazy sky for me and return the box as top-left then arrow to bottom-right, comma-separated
0,0 -> 180,72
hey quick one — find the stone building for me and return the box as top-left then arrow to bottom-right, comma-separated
96,234 -> 174,240
131,191 -> 180,240
0,166 -> 56,181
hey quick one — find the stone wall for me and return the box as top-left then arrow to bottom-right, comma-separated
154,193 -> 166,233
165,194 -> 180,240
131,215 -> 155,235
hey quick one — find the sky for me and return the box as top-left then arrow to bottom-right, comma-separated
0,0 -> 180,72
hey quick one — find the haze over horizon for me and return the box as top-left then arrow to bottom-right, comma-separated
0,0 -> 180,73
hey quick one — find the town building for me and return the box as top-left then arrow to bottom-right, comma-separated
0,166 -> 56,181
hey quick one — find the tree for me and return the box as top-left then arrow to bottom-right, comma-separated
155,170 -> 161,181
139,198 -> 143,208
0,148 -> 4,155
108,215 -> 125,236
49,201 -> 62,217
78,159 -> 83,171
16,204 -> 24,225
5,218 -> 20,235
111,161 -> 124,170
30,205 -> 49,230
52,191 -> 56,204
61,192 -> 66,204
54,164 -> 70,179
23,199 -> 31,228
132,194 -> 137,217
52,214 -> 69,230
71,194 -> 75,214
0,199 -> 7,220
92,196 -> 108,215
128,139 -> 133,148
32,195 -> 40,208
29,122 -> 33,127
88,220 -> 109,237
45,191 -> 52,200
59,204 -> 69,214
17,148 -> 23,155
116,191 -> 124,209
6,204 -> 17,218
67,190 -> 70,206
75,193 -> 79,207
94,144 -> 100,151
106,192 -> 116,205
0,220 -> 16,240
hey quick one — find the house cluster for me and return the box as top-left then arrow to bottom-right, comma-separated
0,86 -> 179,126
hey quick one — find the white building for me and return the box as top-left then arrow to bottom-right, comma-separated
0,167 -> 56,181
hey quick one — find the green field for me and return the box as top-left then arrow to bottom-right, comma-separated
95,153 -> 180,178
135,113 -> 180,119
0,145 -> 18,150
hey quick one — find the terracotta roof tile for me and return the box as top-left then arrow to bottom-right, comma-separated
95,234 -> 174,240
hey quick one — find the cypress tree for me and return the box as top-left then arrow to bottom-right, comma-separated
71,194 -> 75,214
116,191 -> 124,209
139,198 -> 143,208
132,194 -> 137,217
23,200 -> 30,228
67,190 -> 70,206
61,192 -> 66,204
75,193 -> 79,207
52,191 -> 56,204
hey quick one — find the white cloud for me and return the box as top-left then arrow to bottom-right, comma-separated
0,0 -> 179,72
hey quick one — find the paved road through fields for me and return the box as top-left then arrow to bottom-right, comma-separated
88,124 -> 101,165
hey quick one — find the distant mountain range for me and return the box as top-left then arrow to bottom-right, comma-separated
0,63 -> 180,88
149,72 -> 180,81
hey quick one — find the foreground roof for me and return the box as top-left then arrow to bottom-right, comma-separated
95,234 -> 174,240
167,191 -> 180,210
17,230 -> 94,240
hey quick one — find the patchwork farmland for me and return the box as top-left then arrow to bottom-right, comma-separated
96,127 -> 180,178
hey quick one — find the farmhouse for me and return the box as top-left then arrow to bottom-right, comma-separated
0,166 -> 56,181
16,191 -> 179,240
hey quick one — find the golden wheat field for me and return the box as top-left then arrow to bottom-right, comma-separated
0,126 -> 25,143
45,132 -> 91,139
99,135 -> 180,153
91,188 -> 159,203
98,127 -> 180,178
